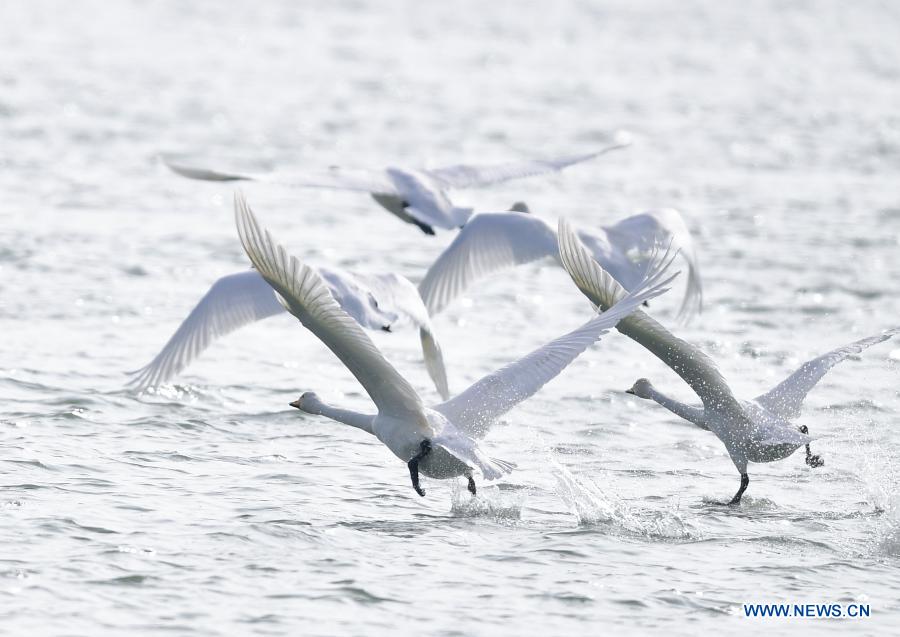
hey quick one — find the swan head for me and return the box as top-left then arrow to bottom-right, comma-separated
625,378 -> 654,399
290,391 -> 323,414
509,201 -> 530,213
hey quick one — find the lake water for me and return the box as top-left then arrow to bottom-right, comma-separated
2,1 -> 900,635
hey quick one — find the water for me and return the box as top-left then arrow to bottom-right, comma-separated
2,1 -> 900,634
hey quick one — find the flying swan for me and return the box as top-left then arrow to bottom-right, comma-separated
234,192 -> 675,497
557,216 -> 899,505
418,207 -> 703,322
165,143 -> 626,235
129,267 -> 451,399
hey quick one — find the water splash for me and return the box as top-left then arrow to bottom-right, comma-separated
841,417 -> 900,557
552,460 -> 696,540
449,482 -> 523,522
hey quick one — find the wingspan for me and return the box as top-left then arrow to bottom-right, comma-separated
418,212 -> 559,315
127,271 -> 286,389
434,248 -> 676,438
234,192 -> 433,435
755,327 -> 900,420
424,143 -> 628,190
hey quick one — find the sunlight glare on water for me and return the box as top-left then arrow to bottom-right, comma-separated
2,1 -> 900,635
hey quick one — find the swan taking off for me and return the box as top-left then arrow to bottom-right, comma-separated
234,192 -> 675,497
128,267 -> 450,399
165,143 -> 626,235
418,207 -> 703,322
557,217 -> 899,505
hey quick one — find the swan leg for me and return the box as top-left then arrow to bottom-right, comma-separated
799,425 -> 825,468
728,473 -> 749,505
407,440 -> 432,497
466,474 -> 477,496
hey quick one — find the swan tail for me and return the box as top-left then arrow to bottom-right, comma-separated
476,452 -> 517,481
420,327 -> 451,401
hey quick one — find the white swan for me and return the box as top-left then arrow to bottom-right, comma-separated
165,143 -> 626,235
129,267 -> 450,399
419,207 -> 703,322
234,192 -> 675,497
557,217 -> 899,504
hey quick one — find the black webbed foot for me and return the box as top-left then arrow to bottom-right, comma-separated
799,425 -> 825,468
407,440 -> 432,497
466,475 -> 477,496
806,453 -> 824,468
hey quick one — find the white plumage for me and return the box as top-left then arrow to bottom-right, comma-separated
129,267 -> 450,399
164,144 -> 626,235
235,192 -> 675,497
557,216 -> 899,504
419,207 -> 703,322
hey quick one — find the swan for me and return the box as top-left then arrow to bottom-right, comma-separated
418,207 -> 703,322
556,216 -> 899,505
129,266 -> 451,398
164,143 -> 626,235
234,192 -> 675,497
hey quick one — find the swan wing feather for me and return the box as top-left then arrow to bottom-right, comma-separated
234,192 -> 433,435
755,327 -> 900,419
424,144 -> 628,189
434,249 -> 676,437
128,270 -> 286,389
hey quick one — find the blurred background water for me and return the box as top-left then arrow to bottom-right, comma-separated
2,0 -> 900,634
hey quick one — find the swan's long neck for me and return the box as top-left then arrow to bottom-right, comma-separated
646,386 -> 705,426
310,402 -> 375,434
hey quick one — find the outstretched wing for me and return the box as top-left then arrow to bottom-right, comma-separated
557,217 -> 743,414
128,271 -> 286,389
164,156 -> 395,194
424,143 -> 628,189
755,327 -> 900,420
234,192 -> 433,435
434,252 -> 676,438
604,208 -> 703,322
418,212 -> 559,315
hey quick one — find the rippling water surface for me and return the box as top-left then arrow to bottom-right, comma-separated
3,1 -> 900,634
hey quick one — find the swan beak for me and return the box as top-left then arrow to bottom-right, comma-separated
625,389 -> 635,395
289,400 -> 301,409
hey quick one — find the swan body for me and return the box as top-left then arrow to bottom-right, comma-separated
558,217 -> 898,504
235,192 -> 675,496
129,266 -> 450,399
419,207 -> 703,322
165,144 -> 626,235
